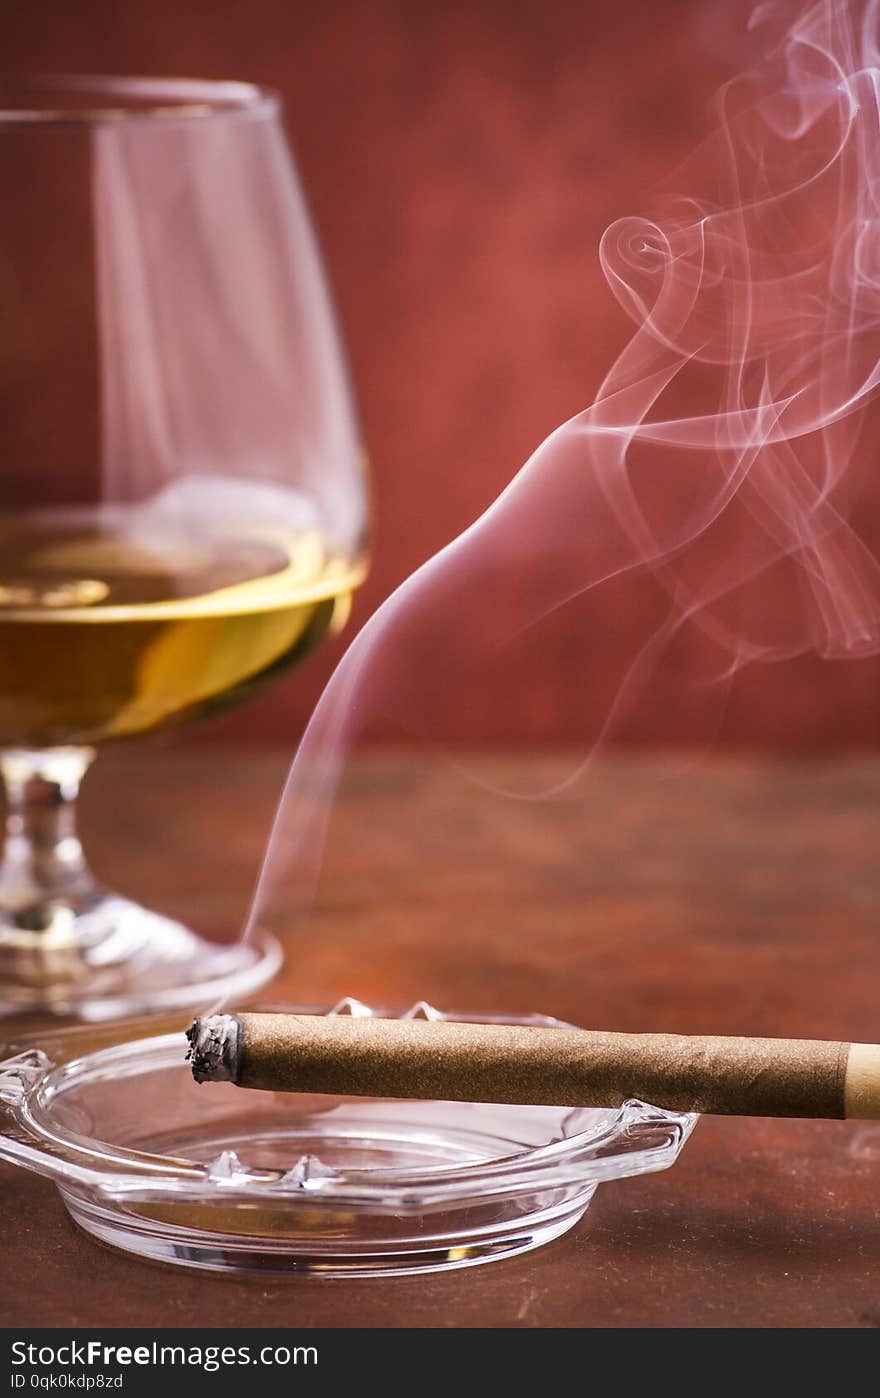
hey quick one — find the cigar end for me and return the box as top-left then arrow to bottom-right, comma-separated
186,1014 -> 241,1084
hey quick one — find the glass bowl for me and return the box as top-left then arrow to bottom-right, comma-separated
0,1000 -> 697,1277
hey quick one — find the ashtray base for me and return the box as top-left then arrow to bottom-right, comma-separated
62,1126 -> 595,1277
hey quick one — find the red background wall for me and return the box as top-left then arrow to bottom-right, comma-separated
5,0 -> 880,750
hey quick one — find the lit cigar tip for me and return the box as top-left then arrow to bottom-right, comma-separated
186,1013 -> 241,1084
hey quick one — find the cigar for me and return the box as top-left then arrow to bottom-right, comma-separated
185,1012 -> 880,1119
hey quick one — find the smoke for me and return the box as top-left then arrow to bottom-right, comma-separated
243,0 -> 880,944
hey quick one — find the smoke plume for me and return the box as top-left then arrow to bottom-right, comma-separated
244,0 -> 880,945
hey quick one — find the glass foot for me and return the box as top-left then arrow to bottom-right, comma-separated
0,899 -> 280,1019
0,747 -> 280,1019
0,894 -> 279,1017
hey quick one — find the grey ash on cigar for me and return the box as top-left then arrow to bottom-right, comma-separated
186,1014 -> 242,1084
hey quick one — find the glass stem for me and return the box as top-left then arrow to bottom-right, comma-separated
0,748 -> 97,930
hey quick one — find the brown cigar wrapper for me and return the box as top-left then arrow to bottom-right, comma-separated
225,1013 -> 880,1119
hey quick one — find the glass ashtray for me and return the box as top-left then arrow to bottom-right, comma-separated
0,1000 -> 697,1277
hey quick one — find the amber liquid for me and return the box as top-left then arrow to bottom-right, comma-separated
0,515 -> 365,746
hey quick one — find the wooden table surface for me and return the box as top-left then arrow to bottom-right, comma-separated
2,747 -> 880,1329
